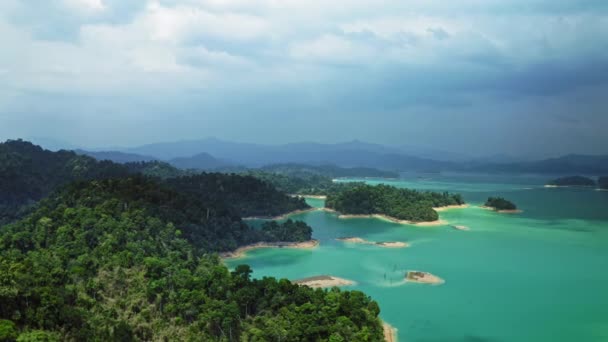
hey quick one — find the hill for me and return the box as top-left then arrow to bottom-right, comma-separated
546,176 -> 596,187
0,176 -> 383,340
76,149 -> 158,163
168,152 -> 233,170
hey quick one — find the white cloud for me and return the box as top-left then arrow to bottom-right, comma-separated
63,0 -> 106,13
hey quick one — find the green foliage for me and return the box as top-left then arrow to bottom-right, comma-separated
260,163 -> 399,179
165,173 -> 309,218
16,330 -> 60,342
260,219 -> 312,242
326,184 -> 464,222
0,320 -> 17,341
484,197 -> 517,210
0,177 -> 383,341
123,161 -> 185,179
547,176 -> 596,187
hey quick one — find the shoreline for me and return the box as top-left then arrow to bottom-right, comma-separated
337,213 -> 448,226
383,322 -> 397,342
242,207 -> 318,220
220,240 -> 319,259
479,205 -> 522,214
291,194 -> 328,199
293,275 -> 355,288
433,203 -> 469,212
337,237 -> 408,248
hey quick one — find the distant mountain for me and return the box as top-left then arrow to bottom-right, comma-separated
76,149 -> 158,163
470,154 -> 608,174
124,138 -> 453,171
168,152 -> 233,170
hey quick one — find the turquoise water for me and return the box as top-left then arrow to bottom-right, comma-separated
227,174 -> 608,341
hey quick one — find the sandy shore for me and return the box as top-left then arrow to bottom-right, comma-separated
291,194 -> 327,199
337,213 -> 447,226
452,225 -> 470,231
479,206 -> 523,214
293,275 -> 355,288
242,207 -> 318,220
220,240 -> 319,259
383,322 -> 397,342
337,237 -> 408,248
406,271 -> 445,285
433,204 -> 469,212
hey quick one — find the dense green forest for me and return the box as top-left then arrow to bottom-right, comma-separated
599,177 -> 608,189
325,184 -> 464,222
0,176 -> 384,341
484,197 -> 517,211
546,176 -> 596,187
0,140 -> 130,225
165,173 -> 309,218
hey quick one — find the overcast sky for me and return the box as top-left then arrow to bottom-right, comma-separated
1,0 -> 607,157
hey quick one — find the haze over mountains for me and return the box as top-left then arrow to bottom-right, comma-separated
31,137 -> 608,174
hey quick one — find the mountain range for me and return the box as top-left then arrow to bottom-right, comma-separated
43,137 -> 608,174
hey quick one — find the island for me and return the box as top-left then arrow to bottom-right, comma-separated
546,176 -> 596,187
599,177 -> 608,190
337,237 -> 408,248
483,197 -> 521,213
406,271 -> 445,285
325,184 -> 465,224
293,275 -> 356,288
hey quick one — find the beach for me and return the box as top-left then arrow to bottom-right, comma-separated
433,204 -> 469,212
383,322 -> 397,342
220,240 -> 319,259
338,213 -> 448,226
293,275 -> 355,288
291,194 -> 328,199
479,205 -> 523,214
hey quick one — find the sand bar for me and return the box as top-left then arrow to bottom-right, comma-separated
220,240 -> 319,259
293,275 -> 355,288
383,322 -> 397,342
242,207 -> 318,220
337,237 -> 408,248
452,225 -> 470,231
406,271 -> 445,285
433,204 -> 469,212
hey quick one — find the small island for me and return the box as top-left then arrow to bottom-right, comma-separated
483,197 -> 521,213
337,237 -> 408,248
293,275 -> 356,288
406,271 -> 444,285
325,184 -> 464,224
598,177 -> 608,190
546,176 -> 596,187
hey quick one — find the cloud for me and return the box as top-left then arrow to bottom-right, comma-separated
1,0 -> 607,155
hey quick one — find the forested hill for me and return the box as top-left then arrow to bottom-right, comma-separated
0,140 -> 309,224
164,173 -> 309,218
0,139 -> 129,224
0,176 -> 383,340
326,184 -> 464,222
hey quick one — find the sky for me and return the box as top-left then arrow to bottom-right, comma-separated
1,0 -> 607,158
